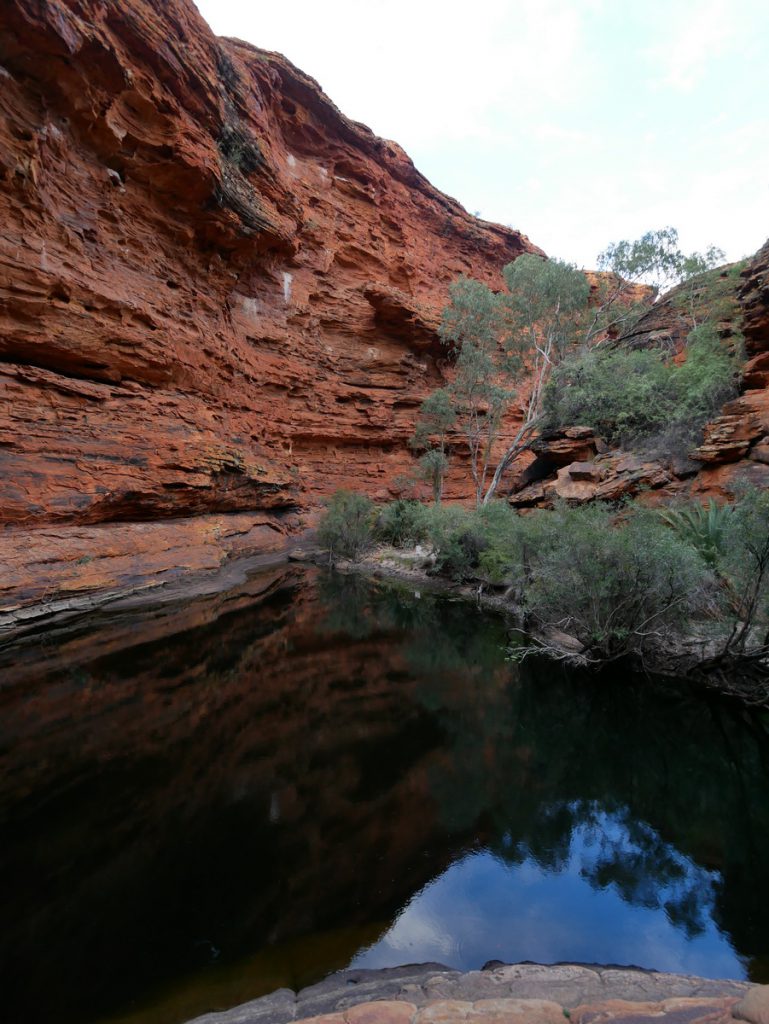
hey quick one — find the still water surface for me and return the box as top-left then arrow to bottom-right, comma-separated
2,565 -> 769,1024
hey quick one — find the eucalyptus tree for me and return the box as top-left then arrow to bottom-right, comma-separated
426,230 -> 726,505
410,387 -> 456,504
592,227 -> 726,339
438,275 -> 509,506
482,255 -> 589,503
424,257 -> 589,506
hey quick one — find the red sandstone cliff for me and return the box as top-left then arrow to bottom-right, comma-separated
2,1 -> 768,621
0,0 -> 541,612
510,245 -> 769,509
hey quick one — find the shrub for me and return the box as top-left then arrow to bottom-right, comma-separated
419,500 -> 712,661
673,322 -> 740,425
477,505 -> 559,593
317,490 -> 375,561
375,499 -> 430,547
713,488 -> 769,659
412,500 -> 553,585
543,346 -> 674,445
423,504 -> 482,580
509,503 -> 713,662
543,323 -> 739,449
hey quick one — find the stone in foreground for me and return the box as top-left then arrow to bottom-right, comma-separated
185,964 -> 750,1024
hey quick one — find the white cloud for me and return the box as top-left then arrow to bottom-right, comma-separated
648,0 -> 737,91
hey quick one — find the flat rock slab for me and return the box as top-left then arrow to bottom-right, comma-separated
571,996 -> 740,1024
185,964 -> 751,1024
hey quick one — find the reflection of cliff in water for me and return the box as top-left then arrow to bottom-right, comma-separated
1,568 -> 769,1024
0,567 -> 462,1023
302,572 -> 769,979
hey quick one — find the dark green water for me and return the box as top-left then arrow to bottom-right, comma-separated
2,565 -> 769,1024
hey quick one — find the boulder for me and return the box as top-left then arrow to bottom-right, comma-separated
734,986 -> 769,1024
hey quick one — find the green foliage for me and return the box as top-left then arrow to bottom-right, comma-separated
423,504 -> 482,581
435,257 -> 592,505
411,388 -> 456,450
714,488 -> 769,657
670,259 -> 748,330
543,321 -> 739,449
317,490 -> 375,561
544,346 -> 671,445
366,488 -> 769,670
420,228 -> 729,507
598,227 -> 683,292
407,498 -> 712,660
679,246 -> 728,280
420,500 -> 525,581
659,499 -> 734,567
375,499 -> 430,548
416,449 -> 450,504
598,226 -> 724,295
440,275 -> 503,355
674,322 -> 740,423
438,277 -> 509,505
501,254 -> 590,365
410,388 -> 456,503
510,502 -> 712,662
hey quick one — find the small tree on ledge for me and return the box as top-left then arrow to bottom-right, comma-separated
410,387 -> 456,504
421,228 -> 727,505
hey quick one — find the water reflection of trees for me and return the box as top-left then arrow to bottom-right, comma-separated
317,572 -> 510,685
8,565 -> 769,1024
318,572 -> 769,969
502,800 -> 718,939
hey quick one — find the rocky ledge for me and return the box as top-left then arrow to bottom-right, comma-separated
184,964 -> 761,1024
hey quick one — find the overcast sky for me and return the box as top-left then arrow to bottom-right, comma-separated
194,0 -> 769,269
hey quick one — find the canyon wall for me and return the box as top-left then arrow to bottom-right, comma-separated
2,0 -> 768,617
0,0 -> 539,611
511,245 -> 769,509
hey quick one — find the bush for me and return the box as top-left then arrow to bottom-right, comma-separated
356,493 -> 769,673
712,488 -> 769,659
418,499 -> 713,661
414,500 -> 553,585
544,346 -> 673,445
375,499 -> 430,547
543,323 -> 739,449
673,322 -> 740,426
336,490 -> 769,676
418,501 -> 525,581
317,491 -> 375,561
516,502 -> 713,662
423,504 -> 481,580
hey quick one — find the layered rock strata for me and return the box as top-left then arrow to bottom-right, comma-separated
2,0 -> 769,608
512,245 -> 769,509
0,0 -> 539,609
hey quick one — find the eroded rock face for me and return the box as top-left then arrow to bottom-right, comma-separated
2,1 -> 768,606
0,0 -> 539,519
0,0 -> 540,603
741,240 -> 769,351
511,447 -> 676,508
512,243 -> 769,510
530,426 -> 603,467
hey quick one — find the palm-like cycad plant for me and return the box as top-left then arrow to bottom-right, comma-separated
659,499 -> 733,566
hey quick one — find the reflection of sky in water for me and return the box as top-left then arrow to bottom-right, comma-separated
350,807 -> 745,979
